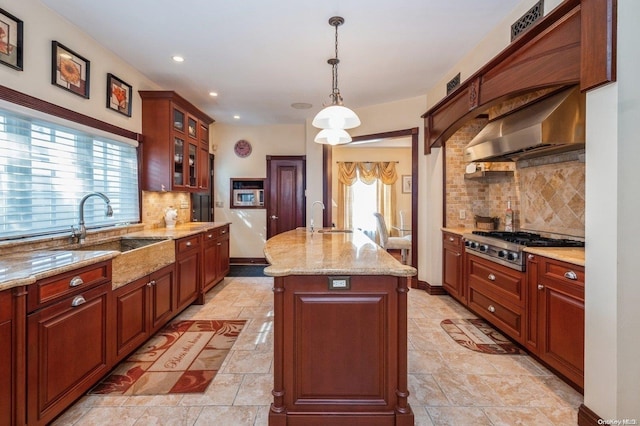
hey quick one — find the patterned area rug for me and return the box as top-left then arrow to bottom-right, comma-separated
441,318 -> 525,355
89,319 -> 246,395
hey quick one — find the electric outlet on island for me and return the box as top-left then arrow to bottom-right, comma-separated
459,209 -> 466,220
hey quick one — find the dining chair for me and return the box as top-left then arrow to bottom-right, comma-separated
373,212 -> 411,264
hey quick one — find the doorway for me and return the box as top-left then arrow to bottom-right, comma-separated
323,128 -> 419,268
266,156 -> 306,239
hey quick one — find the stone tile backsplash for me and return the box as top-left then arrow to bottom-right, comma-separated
445,120 -> 585,238
141,191 -> 192,229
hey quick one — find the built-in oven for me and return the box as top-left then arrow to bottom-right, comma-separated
233,189 -> 264,207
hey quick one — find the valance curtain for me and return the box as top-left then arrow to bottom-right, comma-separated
336,161 -> 398,231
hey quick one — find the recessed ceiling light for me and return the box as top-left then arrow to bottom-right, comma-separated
291,102 -> 313,110
172,55 -> 184,62
233,115 -> 240,120
209,92 -> 218,97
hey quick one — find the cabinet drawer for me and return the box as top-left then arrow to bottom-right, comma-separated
540,258 -> 585,287
468,286 -> 523,342
442,232 -> 462,250
202,225 -> 229,243
28,261 -> 111,312
467,255 -> 524,306
176,235 -> 201,254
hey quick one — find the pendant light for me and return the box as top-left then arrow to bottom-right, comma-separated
313,16 -> 360,144
314,128 -> 352,145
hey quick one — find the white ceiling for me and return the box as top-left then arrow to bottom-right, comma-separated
41,0 -> 522,126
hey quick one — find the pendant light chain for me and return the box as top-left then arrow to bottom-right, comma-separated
332,21 -> 341,105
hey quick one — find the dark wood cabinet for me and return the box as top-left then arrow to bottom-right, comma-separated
527,254 -> 584,390
113,264 -> 175,363
1,288 -> 22,426
442,231 -> 465,303
201,225 -> 230,297
175,234 -> 202,311
26,261 -> 112,426
139,91 -> 214,192
466,253 -> 525,343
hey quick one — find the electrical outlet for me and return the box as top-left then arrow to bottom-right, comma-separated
215,201 -> 224,208
459,209 -> 466,219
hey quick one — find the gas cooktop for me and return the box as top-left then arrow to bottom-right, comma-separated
471,231 -> 585,248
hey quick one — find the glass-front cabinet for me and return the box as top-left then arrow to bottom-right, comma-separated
139,91 -> 214,192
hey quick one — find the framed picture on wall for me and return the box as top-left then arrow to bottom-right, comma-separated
402,175 -> 412,193
0,8 -> 23,71
51,41 -> 90,98
106,73 -> 132,117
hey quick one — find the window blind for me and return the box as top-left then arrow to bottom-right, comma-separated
0,108 -> 139,240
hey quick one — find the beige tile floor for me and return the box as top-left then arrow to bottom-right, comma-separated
53,276 -> 583,425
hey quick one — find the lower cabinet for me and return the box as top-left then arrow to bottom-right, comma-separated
1,288 -> 22,426
442,231 -> 465,303
466,253 -> 526,343
175,234 -> 202,311
113,264 -> 175,363
201,225 -> 230,296
26,261 -> 112,426
527,253 -> 585,390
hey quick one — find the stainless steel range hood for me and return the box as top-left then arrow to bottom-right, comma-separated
464,87 -> 585,162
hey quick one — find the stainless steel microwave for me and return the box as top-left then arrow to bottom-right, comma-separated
233,189 -> 264,207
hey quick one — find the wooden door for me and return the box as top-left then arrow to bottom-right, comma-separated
266,156 -> 306,239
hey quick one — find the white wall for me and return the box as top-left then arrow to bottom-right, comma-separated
0,0 -> 162,134
585,0 -> 640,418
211,123 -> 305,259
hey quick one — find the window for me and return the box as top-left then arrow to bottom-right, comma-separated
0,108 -> 139,240
350,179 -> 378,233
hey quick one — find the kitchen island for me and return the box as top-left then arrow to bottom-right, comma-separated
264,228 -> 416,426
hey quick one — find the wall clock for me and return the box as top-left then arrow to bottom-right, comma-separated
234,139 -> 252,158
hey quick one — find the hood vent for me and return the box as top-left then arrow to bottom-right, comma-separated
464,87 -> 585,162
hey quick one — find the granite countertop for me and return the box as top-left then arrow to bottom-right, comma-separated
264,228 -> 417,277
0,222 -> 230,292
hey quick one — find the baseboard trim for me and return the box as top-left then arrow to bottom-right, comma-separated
416,280 -> 448,295
578,404 -> 602,426
230,257 -> 268,265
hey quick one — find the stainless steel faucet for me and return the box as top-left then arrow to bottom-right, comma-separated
310,201 -> 325,233
70,192 -> 113,243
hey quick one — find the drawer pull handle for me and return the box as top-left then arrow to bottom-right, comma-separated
71,296 -> 86,307
538,284 -> 545,290
147,280 -> 156,287
449,237 -> 454,242
488,273 -> 496,281
487,305 -> 496,313
564,271 -> 578,280
527,254 -> 535,260
217,242 -> 222,246
221,230 -> 226,234
207,234 -> 213,239
69,276 -> 84,287
186,242 -> 192,247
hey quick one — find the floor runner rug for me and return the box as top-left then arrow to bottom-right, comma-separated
441,318 -> 525,355
89,319 -> 246,395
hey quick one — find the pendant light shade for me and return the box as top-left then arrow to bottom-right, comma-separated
312,105 -> 361,130
314,128 -> 352,145
312,16 -> 360,143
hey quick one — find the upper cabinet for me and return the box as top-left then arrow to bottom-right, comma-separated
139,91 -> 215,192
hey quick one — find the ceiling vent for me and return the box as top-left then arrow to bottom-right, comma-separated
446,73 -> 461,95
511,0 -> 544,41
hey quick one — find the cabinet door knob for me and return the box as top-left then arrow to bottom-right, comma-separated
537,284 -> 544,290
69,276 -> 84,287
527,254 -> 535,260
221,230 -> 226,234
147,280 -> 156,287
71,296 -> 86,307
449,237 -> 454,242
271,215 -> 279,220
217,242 -> 222,246
207,234 -> 213,239
487,305 -> 496,313
564,271 -> 578,280
488,273 -> 496,281
186,241 -> 192,247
